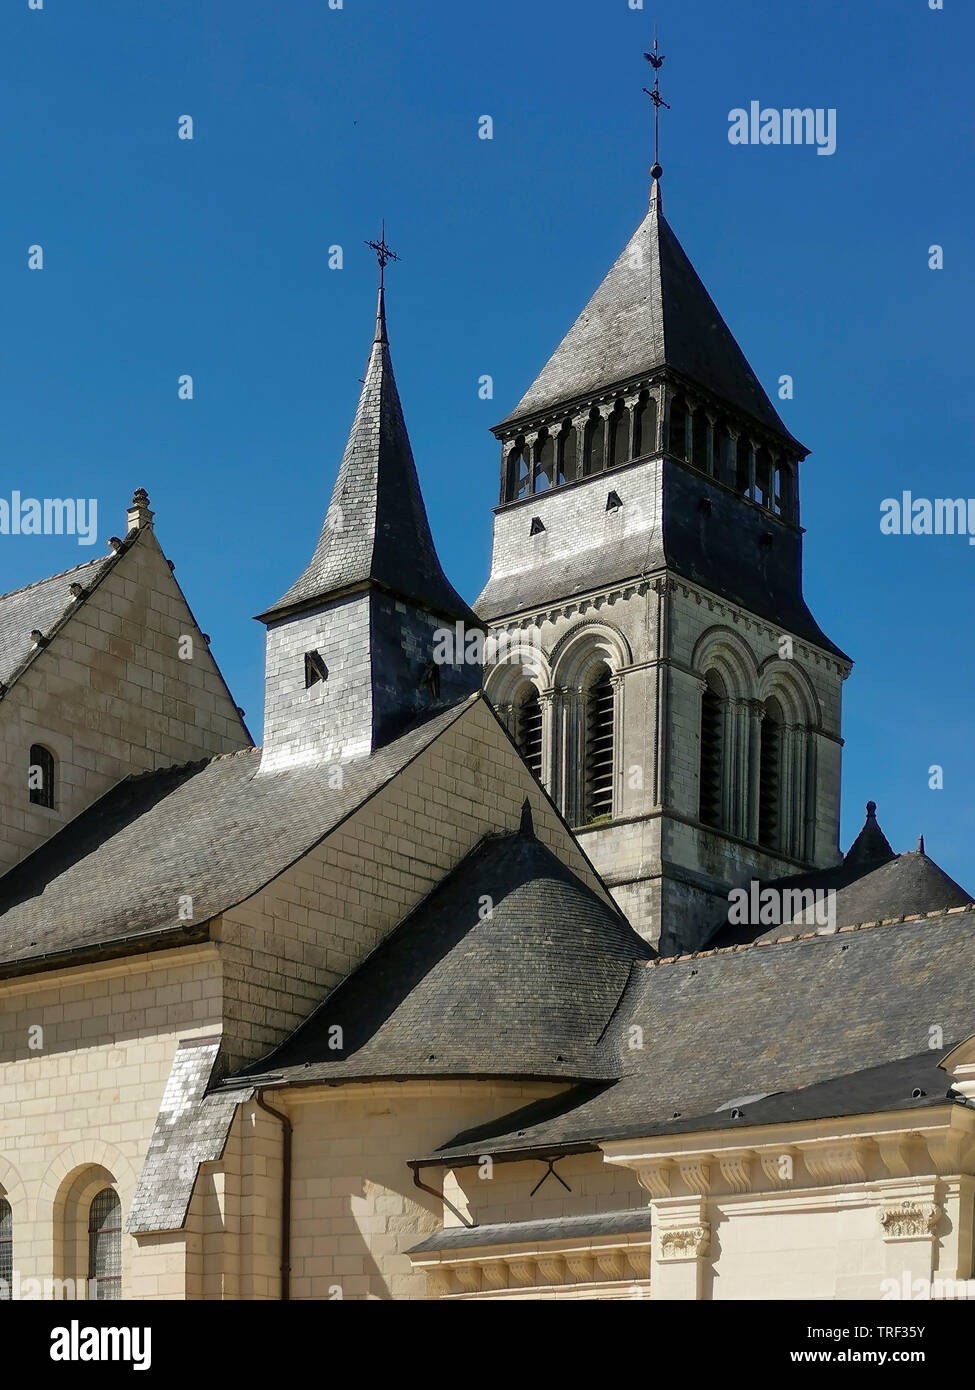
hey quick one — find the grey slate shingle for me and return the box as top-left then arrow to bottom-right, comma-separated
407,1208 -> 650,1255
498,184 -> 798,443
0,696 -> 477,974
229,821 -> 652,1085
258,290 -> 476,627
126,1039 -> 249,1235
427,907 -> 975,1157
0,553 -> 116,688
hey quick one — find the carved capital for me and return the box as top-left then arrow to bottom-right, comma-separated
880,1202 -> 942,1240
659,1224 -> 710,1261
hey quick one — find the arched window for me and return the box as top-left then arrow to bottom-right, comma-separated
559,424 -> 578,484
699,672 -> 726,829
0,1198 -> 11,1301
634,392 -> 657,458
583,664 -> 615,823
534,433 -> 555,493
87,1188 -> 121,1301
607,402 -> 629,469
758,697 -> 784,849
691,408 -> 708,473
755,446 -> 773,510
735,435 -> 750,496
515,683 -> 543,781
668,395 -> 688,459
506,442 -> 531,501
28,744 -> 55,809
776,461 -> 795,521
584,412 -> 605,476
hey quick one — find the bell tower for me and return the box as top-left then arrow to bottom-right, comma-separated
475,99 -> 850,953
257,265 -> 480,774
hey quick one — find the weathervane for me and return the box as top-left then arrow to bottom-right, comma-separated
365,220 -> 400,289
643,29 -> 670,186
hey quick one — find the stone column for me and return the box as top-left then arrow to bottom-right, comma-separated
625,393 -> 642,461
649,1193 -> 710,1301
704,412 -> 716,477
523,430 -> 540,496
747,699 -> 764,844
539,688 -> 558,801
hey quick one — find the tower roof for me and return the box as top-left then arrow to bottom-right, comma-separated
259,288 -> 475,626
499,181 -> 800,447
843,800 -> 896,873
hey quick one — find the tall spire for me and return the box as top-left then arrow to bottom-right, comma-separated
258,275 -> 474,627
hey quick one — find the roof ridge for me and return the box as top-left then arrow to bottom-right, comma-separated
0,552 -> 111,603
647,900 -> 975,966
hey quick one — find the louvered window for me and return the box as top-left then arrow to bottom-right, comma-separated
758,699 -> 783,850
516,685 -> 543,781
699,675 -> 725,828
88,1188 -> 121,1301
0,1199 -> 11,1301
584,666 -> 614,823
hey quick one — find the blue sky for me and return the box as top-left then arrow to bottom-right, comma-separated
2,0 -> 972,880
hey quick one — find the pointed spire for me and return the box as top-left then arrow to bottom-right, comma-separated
844,800 -> 896,871
918,834 -> 926,855
519,797 -> 535,837
498,187 -> 797,442
258,288 -> 475,627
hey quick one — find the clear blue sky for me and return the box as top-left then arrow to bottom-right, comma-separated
2,0 -> 972,882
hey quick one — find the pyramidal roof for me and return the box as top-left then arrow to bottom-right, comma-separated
260,288 -> 475,625
500,180 -> 798,445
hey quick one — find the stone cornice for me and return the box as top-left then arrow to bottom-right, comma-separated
600,1106 -> 975,1199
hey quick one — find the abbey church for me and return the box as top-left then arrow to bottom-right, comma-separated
2,161 -> 975,1303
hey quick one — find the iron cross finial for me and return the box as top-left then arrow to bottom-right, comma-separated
365,219 -> 400,290
642,33 -> 670,184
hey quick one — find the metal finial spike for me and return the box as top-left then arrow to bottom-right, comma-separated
519,798 -> 535,837
365,219 -> 400,290
918,834 -> 926,854
643,32 -> 670,197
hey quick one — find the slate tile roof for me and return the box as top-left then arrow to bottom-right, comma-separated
0,552 -> 118,689
0,696 -> 477,975
708,802 -> 971,948
424,905 -> 975,1158
259,289 -> 476,627
229,814 -> 652,1086
498,183 -> 798,443
407,1208 -> 650,1255
126,1037 -> 246,1235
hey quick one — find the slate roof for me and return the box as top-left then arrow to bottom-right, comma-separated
708,802 -> 971,948
424,904 -> 975,1159
0,696 -> 478,976
229,810 -> 652,1086
259,289 -> 476,626
752,851 -> 973,943
407,1208 -> 650,1256
0,552 -> 118,689
499,181 -> 798,444
127,1037 -> 247,1235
